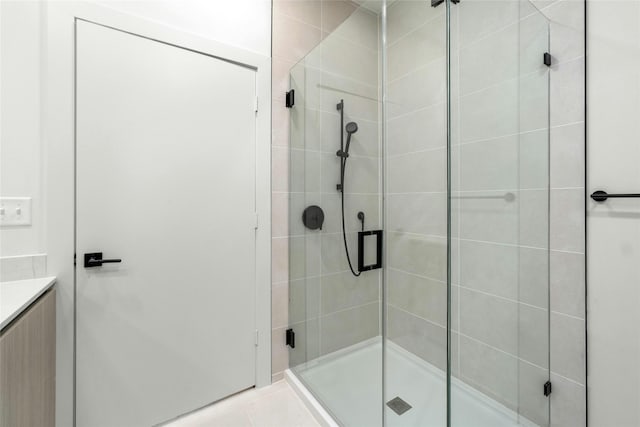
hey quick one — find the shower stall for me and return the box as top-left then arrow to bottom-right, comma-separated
287,0 -> 551,425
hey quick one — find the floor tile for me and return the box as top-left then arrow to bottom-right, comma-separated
167,381 -> 320,427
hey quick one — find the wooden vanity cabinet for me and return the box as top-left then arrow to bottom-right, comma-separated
0,289 -> 56,427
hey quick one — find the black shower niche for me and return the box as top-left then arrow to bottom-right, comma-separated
302,205 -> 324,231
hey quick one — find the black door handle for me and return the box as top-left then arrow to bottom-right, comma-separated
84,252 -> 122,268
591,190 -> 640,202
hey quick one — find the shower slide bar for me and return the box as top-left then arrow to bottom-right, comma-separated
591,190 -> 640,202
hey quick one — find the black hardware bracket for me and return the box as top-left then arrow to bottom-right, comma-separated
358,230 -> 383,272
591,190 -> 640,202
432,0 -> 459,6
285,90 -> 295,108
544,381 -> 552,396
544,52 -> 552,67
357,211 -> 365,232
286,328 -> 295,349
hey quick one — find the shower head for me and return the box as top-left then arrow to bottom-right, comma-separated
344,122 -> 359,156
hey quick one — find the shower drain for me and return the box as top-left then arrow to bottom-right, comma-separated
386,397 -> 412,415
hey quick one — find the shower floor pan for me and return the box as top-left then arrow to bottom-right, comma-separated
287,338 -> 539,427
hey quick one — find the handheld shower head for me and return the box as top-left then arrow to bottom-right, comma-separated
346,122 -> 358,134
344,122 -> 358,155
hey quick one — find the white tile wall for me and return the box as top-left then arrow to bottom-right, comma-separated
0,254 -> 47,281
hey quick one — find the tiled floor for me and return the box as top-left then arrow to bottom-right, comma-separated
167,380 -> 321,427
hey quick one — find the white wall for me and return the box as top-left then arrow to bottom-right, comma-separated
587,2 -> 640,426
0,0 -> 270,260
0,1 -> 45,257
95,0 -> 271,57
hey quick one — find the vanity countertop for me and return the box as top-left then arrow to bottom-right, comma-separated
0,277 -> 56,331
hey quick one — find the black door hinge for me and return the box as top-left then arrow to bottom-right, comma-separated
285,90 -> 295,108
544,380 -> 552,396
543,52 -> 552,67
286,328 -> 295,348
74,253 -> 76,267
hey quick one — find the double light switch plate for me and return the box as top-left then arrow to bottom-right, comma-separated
0,197 -> 32,226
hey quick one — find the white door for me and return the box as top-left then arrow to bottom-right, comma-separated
588,3 -> 640,425
75,20 -> 257,427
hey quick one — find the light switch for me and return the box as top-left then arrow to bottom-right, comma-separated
0,197 -> 32,226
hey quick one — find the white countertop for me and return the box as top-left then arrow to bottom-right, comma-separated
0,277 -> 56,331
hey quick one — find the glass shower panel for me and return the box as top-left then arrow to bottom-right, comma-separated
288,6 -> 383,426
288,57 -> 317,372
382,0 -> 448,426
288,0 -> 551,425
449,1 -> 550,426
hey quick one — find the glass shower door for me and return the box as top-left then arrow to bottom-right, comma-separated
382,0 -> 550,425
382,0 -> 449,425
287,6 -> 384,426
448,1 -> 551,426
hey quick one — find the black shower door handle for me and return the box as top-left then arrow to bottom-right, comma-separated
358,230 -> 383,272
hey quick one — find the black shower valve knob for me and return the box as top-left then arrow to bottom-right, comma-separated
302,205 -> 325,231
